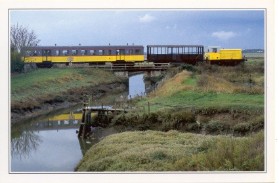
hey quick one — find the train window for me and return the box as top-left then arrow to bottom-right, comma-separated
135,49 -> 141,55
55,50 -> 60,56
71,50 -> 77,55
194,47 -> 197,53
167,47 -> 172,54
62,50 -> 69,56
25,50 -> 32,56
80,50 -> 86,55
42,50 -> 51,56
179,47 -> 183,54
108,50 -> 112,55
212,48 -> 217,53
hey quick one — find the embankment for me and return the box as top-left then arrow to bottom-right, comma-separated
76,58 -> 265,171
11,67 -> 128,124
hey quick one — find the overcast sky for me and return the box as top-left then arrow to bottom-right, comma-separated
10,10 -> 264,49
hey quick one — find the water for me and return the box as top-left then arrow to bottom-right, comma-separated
11,73 -> 147,172
128,73 -> 146,98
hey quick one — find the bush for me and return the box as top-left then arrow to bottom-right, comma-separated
205,120 -> 231,134
250,115 -> 264,131
233,122 -> 251,135
11,51 -> 24,73
181,64 -> 197,72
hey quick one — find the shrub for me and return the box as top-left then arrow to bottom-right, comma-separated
181,64 -> 197,72
11,51 -> 24,73
205,120 -> 231,134
250,115 -> 264,131
233,122 -> 251,135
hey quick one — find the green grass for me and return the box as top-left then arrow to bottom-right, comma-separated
11,68 -> 122,103
137,61 -> 264,112
76,130 -> 264,171
182,76 -> 197,86
137,90 -> 264,112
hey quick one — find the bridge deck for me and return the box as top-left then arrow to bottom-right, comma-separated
84,106 -> 128,113
73,63 -> 170,71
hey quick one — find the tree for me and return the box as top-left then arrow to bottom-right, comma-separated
10,23 -> 40,72
10,23 -> 40,53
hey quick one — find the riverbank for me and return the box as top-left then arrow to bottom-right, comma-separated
76,130 -> 264,171
11,68 -> 128,124
76,58 -> 265,171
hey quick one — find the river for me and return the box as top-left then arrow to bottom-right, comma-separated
11,73 -> 151,172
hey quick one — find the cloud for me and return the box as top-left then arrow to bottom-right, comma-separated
139,14 -> 156,23
211,31 -> 236,40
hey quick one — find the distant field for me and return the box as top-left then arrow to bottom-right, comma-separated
243,52 -> 264,58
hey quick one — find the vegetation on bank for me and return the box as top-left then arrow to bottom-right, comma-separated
76,130 -> 264,171
136,60 -> 264,113
11,68 -> 125,111
76,58 -> 265,172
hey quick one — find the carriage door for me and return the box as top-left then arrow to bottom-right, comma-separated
116,49 -> 125,61
42,49 -> 52,62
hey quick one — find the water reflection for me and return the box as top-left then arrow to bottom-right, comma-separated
11,112 -> 83,172
11,130 -> 42,160
11,73 -> 149,172
11,111 -> 119,172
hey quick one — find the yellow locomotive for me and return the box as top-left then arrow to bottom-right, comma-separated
204,46 -> 246,65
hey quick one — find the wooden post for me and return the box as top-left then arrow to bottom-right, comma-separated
148,102 -> 150,114
78,102 -> 90,139
81,110 -> 87,138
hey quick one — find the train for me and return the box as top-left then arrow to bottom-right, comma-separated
22,44 -> 246,67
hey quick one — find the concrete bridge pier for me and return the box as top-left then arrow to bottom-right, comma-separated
145,70 -> 164,77
114,71 -> 129,78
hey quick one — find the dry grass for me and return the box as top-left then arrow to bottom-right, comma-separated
149,70 -> 193,98
76,130 -> 264,171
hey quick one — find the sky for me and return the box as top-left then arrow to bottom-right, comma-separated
10,10 -> 264,49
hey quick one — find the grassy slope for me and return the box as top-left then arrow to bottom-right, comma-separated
76,130 -> 264,171
137,60 -> 264,112
11,68 -> 122,105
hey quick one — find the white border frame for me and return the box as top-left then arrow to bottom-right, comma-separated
1,0 -> 275,183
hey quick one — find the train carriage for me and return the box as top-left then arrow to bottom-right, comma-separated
147,45 -> 204,65
23,45 -> 145,67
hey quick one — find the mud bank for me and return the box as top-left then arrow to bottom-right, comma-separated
11,82 -> 127,124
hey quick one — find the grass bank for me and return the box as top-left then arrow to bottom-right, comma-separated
76,59 -> 265,171
11,67 -> 127,123
76,130 -> 264,171
136,60 -> 264,112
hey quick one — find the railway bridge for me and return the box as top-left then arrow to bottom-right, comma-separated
91,63 -> 170,77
